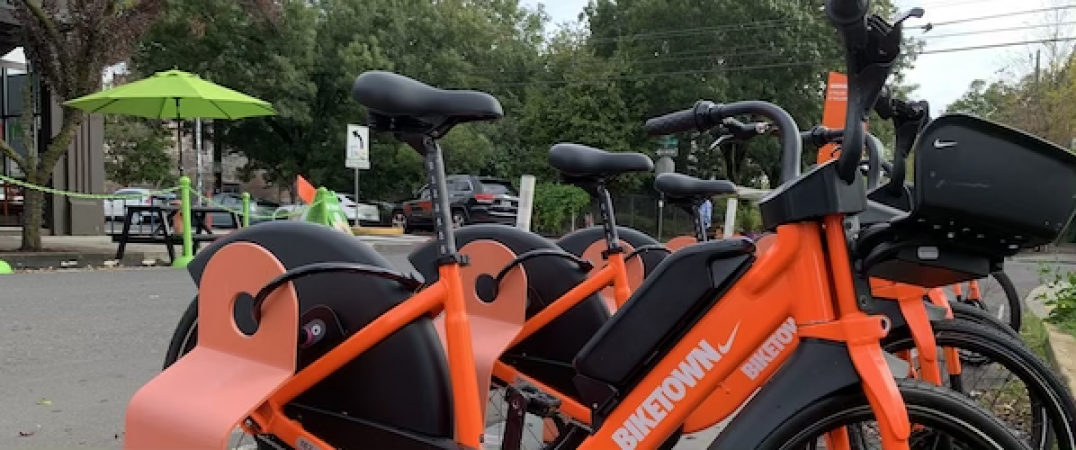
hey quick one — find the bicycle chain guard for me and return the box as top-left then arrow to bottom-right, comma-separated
124,242 -> 299,450
432,239 -> 529,424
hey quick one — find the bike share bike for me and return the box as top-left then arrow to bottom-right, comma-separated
539,109 -> 1075,449
132,1 -> 1068,449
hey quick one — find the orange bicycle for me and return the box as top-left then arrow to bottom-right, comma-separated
132,64 -> 1031,448
540,118 -> 1073,450
130,2 -> 1058,449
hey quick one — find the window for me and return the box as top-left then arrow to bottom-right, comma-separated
480,180 -> 517,196
452,179 -> 473,192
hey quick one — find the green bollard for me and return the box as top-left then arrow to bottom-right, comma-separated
0,259 -> 12,274
172,176 -> 195,268
241,192 -> 251,228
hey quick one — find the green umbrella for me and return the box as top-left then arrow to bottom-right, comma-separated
63,69 -> 276,175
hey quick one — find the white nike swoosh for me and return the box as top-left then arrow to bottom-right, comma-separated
933,139 -> 957,148
717,322 -> 740,354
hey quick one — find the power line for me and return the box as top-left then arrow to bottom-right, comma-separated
920,21 -> 1076,39
571,5 -> 1072,48
913,5 -> 1076,28
919,36 -> 1076,54
470,24 -> 1061,76
470,37 -> 1076,88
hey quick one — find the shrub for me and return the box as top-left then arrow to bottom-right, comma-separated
1036,263 -> 1076,336
532,182 -> 590,235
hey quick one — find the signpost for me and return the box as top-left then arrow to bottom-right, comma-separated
516,174 -> 536,231
346,124 -> 370,206
654,136 -> 678,240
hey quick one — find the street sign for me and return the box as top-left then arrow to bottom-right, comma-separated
658,135 -> 678,149
345,124 -> 370,170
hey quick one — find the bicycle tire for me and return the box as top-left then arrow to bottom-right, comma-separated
881,318 -> 1075,450
992,270 -> 1023,332
949,300 -> 1021,340
163,296 -> 198,370
760,378 -> 1031,449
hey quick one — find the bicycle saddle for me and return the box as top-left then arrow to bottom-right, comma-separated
548,143 -> 654,179
351,71 -> 503,123
654,173 -> 738,200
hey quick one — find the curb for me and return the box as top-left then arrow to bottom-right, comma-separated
353,226 -> 404,236
1026,285 -> 1076,396
0,250 -> 173,271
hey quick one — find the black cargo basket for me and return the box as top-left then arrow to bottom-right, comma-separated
858,113 -> 1076,287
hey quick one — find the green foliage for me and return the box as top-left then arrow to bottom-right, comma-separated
1036,263 -> 1076,336
103,115 -> 175,187
532,182 -> 590,235
131,0 -> 924,205
947,52 -> 1076,149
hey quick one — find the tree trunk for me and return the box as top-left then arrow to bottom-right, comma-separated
20,169 -> 44,250
19,111 -> 83,251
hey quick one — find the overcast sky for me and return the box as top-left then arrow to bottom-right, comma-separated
524,0 -> 1068,114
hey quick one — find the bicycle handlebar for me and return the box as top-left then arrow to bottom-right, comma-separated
644,100 -> 802,183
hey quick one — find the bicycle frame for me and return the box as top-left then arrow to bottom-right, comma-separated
244,255 -> 524,449
570,213 -> 909,448
125,134 -> 534,450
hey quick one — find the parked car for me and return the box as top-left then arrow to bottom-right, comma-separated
392,175 -> 518,232
366,200 -> 398,226
272,193 -> 380,226
207,193 -> 281,228
103,188 -> 175,224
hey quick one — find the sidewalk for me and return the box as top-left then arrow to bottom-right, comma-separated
0,232 -> 429,270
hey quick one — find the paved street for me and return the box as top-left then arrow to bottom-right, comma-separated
0,250 -> 1052,449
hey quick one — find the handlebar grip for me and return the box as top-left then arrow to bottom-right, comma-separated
644,101 -> 714,136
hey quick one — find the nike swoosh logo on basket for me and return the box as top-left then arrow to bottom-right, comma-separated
933,139 -> 957,148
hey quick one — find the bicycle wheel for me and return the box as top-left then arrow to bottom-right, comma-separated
760,379 -> 1031,449
949,301 -> 1020,340
956,271 -> 1022,332
882,319 -> 1075,450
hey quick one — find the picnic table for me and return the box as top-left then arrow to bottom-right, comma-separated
111,204 -> 239,263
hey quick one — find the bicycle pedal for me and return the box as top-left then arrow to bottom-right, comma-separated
516,385 -> 561,418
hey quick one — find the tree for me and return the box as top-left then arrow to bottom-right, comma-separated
0,0 -> 164,250
134,0 -> 315,196
103,116 -> 173,187
582,0 -> 916,190
135,0 -> 548,203
3,0 -> 275,250
515,25 -> 637,184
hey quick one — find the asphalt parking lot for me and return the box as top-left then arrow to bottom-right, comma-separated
0,249 -> 1050,449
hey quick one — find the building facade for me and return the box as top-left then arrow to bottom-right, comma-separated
0,3 -> 107,235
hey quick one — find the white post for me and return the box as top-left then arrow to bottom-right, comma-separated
723,197 -> 738,238
516,174 -> 536,231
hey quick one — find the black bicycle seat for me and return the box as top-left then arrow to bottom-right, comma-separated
654,173 -> 738,200
548,143 -> 654,179
351,71 -> 503,123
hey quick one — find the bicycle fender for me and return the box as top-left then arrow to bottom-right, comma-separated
707,339 -> 861,449
185,220 -> 396,286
